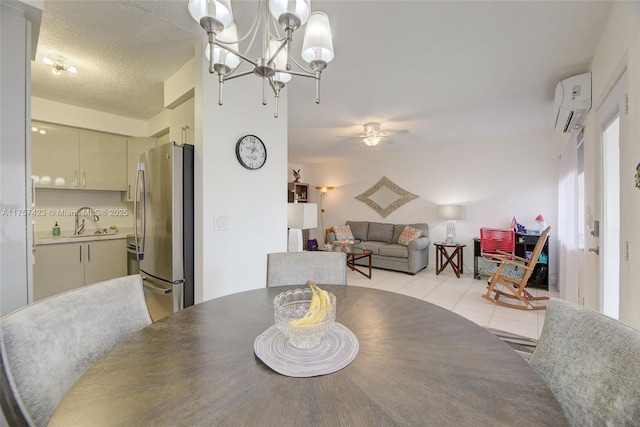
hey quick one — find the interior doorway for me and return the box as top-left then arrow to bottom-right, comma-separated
596,70 -> 627,320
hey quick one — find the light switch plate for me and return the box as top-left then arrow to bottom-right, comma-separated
214,215 -> 229,231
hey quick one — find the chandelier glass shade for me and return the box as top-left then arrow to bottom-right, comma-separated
188,0 -> 334,118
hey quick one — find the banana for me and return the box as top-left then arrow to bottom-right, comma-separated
288,281 -> 330,327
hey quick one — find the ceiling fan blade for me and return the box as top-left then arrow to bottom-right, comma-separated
337,134 -> 368,138
383,139 -> 396,145
383,129 -> 409,135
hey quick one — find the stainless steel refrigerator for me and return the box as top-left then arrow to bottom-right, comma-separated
134,142 -> 194,321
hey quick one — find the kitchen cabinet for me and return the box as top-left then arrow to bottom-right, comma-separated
79,130 -> 127,190
123,137 -> 157,201
33,239 -> 127,301
31,122 -> 80,189
168,97 -> 194,145
31,122 -> 127,191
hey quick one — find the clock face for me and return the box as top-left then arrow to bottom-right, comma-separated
235,135 -> 267,170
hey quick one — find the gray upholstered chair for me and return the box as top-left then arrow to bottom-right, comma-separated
1,274 -> 152,426
266,251 -> 347,287
528,298 -> 640,426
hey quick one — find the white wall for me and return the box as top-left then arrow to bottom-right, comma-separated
581,1 -> 640,327
302,129 -> 563,285
193,39 -> 288,302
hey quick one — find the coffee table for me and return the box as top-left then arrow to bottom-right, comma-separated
345,247 -> 373,279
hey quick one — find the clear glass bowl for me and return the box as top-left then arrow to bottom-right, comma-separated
274,288 -> 336,349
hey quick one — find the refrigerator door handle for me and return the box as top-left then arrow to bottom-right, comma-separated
142,279 -> 172,295
134,162 -> 146,261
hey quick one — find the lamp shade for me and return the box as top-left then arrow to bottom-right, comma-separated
315,186 -> 334,193
205,23 -> 240,68
438,205 -> 466,221
301,12 -> 334,64
268,40 -> 292,83
269,0 -> 310,26
188,0 -> 233,28
287,203 -> 317,229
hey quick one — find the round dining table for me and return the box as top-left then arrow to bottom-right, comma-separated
49,285 -> 567,426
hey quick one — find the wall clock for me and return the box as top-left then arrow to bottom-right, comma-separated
235,135 -> 267,170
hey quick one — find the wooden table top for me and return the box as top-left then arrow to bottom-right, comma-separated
49,286 -> 566,426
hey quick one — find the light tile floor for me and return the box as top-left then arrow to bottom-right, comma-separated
347,265 -> 559,339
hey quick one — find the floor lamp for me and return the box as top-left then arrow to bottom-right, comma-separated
316,186 -> 334,243
438,205 -> 466,244
287,203 -> 317,252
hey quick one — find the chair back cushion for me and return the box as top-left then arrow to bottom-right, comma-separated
266,252 -> 347,287
529,298 -> 640,426
0,275 -> 152,426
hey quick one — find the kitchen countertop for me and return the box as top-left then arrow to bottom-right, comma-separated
36,228 -> 134,245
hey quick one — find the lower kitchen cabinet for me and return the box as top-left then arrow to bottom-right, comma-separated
33,239 -> 127,301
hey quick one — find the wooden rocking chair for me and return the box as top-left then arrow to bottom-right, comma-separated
482,226 -> 550,310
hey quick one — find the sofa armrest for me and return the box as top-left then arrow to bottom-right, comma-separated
408,237 -> 430,251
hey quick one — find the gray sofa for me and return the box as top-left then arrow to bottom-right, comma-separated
327,221 -> 430,275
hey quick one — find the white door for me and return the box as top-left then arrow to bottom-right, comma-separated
595,70 -> 628,320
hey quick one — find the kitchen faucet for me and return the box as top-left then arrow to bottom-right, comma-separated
75,207 -> 100,235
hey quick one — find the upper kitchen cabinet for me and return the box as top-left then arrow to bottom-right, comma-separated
124,137 -> 157,201
32,122 -> 80,189
168,97 -> 194,145
79,130 -> 127,191
31,122 -> 127,191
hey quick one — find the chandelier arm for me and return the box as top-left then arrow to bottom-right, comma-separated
289,56 -> 314,74
213,41 -> 258,68
222,69 -> 255,82
266,38 -> 288,67
275,68 -> 316,79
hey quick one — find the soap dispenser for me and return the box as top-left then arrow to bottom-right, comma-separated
52,222 -> 60,236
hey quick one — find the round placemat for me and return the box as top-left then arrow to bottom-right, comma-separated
254,322 -> 359,377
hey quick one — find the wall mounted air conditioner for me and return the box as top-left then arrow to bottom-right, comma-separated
553,72 -> 591,133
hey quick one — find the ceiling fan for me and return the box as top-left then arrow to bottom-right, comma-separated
342,122 -> 409,146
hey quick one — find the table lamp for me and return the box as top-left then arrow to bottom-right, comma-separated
438,205 -> 466,244
287,203 -> 318,252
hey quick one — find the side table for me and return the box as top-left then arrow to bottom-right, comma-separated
435,242 -> 466,278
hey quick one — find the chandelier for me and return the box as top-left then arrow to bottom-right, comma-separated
188,0 -> 334,118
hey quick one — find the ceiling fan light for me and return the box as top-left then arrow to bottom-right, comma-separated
301,12 -> 334,64
67,66 -> 77,74
269,0 -> 310,28
42,56 -> 54,66
363,136 -> 381,147
188,0 -> 233,29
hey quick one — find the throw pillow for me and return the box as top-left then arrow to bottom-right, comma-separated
334,225 -> 354,241
397,225 -> 423,246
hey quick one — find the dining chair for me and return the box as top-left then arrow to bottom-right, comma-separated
0,274 -> 152,427
266,251 -> 347,287
529,298 -> 640,426
481,226 -> 550,310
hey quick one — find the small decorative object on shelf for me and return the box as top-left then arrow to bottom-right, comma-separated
535,215 -> 547,232
292,169 -> 301,182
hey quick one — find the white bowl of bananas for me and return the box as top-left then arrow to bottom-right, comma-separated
274,281 -> 336,349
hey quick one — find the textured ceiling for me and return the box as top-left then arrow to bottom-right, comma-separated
31,1 -> 613,164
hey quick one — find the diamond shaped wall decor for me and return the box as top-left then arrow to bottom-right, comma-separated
355,176 -> 418,218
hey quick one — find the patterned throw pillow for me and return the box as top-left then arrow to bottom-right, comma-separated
397,226 -> 423,246
333,225 -> 354,241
